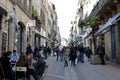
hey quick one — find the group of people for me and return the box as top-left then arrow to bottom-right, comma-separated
0,44 -> 49,80
0,50 -> 19,80
26,44 -> 52,59
54,44 -> 87,67
54,44 -> 106,67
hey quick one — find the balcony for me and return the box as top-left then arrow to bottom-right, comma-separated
32,8 -> 42,31
32,16 -> 41,31
90,0 -> 112,16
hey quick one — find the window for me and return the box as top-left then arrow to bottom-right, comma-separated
0,14 -> 2,29
2,32 -> 7,53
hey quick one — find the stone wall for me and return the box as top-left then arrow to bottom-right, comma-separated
0,0 -> 32,54
105,32 -> 111,60
116,22 -> 120,63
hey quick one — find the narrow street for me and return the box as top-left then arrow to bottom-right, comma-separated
0,0 -> 120,80
43,56 -> 120,80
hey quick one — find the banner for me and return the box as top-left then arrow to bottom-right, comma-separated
27,20 -> 36,26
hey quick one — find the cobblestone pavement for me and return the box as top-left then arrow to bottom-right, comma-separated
43,56 -> 120,80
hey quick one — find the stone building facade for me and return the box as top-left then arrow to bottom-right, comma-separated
0,0 -> 60,56
77,0 -> 99,50
0,0 -> 32,55
80,0 -> 120,63
32,0 -> 60,48
91,0 -> 120,63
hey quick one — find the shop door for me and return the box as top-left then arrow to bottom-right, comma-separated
111,25 -> 116,59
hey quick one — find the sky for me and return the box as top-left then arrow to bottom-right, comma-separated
48,0 -> 79,39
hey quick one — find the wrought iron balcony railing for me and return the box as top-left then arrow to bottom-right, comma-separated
90,0 -> 111,16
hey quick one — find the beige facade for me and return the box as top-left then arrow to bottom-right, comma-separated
31,0 -> 60,47
88,0 -> 120,63
77,0 -> 98,51
116,21 -> 120,63
104,32 -> 112,60
0,0 -> 60,56
0,0 -> 32,55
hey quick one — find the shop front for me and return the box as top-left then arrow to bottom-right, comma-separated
94,12 -> 120,61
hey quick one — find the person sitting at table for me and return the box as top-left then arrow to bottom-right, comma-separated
16,53 -> 27,79
10,50 -> 19,66
26,53 -> 47,80
1,51 -> 15,80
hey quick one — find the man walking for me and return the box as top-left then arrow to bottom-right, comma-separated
96,45 -> 105,65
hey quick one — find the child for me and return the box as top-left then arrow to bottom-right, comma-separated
64,53 -> 68,67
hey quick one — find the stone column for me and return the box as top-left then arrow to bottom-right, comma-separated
23,27 -> 27,53
8,16 -> 14,51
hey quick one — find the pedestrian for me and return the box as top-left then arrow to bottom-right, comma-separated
64,53 -> 68,67
86,47 -> 92,61
43,46 -> 48,59
76,50 -> 80,63
96,45 -> 105,65
33,46 -> 39,57
47,46 -> 51,56
56,46 -> 60,61
39,46 -> 45,58
59,45 -> 64,61
79,45 -> 85,63
69,46 -> 76,66
26,44 -> 33,55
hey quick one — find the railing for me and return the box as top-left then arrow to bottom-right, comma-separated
90,0 -> 111,16
33,17 -> 41,31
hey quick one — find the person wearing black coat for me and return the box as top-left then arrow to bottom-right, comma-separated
86,47 -> 92,61
79,46 -> 85,63
96,45 -> 105,65
1,51 -> 15,80
27,53 -> 47,80
26,44 -> 33,55
69,46 -> 76,66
